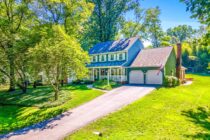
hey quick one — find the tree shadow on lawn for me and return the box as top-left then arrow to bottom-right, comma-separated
0,85 -> 89,107
182,106 -> 210,139
0,108 -> 73,139
0,87 -> 53,107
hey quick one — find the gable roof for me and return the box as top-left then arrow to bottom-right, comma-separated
89,37 -> 139,54
130,46 -> 174,68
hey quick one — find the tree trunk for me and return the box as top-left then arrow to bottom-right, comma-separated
17,81 -> 27,94
33,81 -> 37,88
8,59 -> 15,91
23,81 -> 27,93
54,88 -> 59,100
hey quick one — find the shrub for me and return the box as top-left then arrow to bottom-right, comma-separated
164,76 -> 180,87
72,79 -> 93,85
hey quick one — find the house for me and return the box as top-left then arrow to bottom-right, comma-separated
87,37 -> 184,85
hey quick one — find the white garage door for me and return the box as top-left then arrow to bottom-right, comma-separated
146,70 -> 163,85
129,70 -> 144,84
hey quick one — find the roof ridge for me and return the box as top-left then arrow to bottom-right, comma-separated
142,46 -> 173,51
95,36 -> 138,45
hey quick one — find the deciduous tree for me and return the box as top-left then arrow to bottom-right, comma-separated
81,0 -> 141,50
144,7 -> 163,48
167,25 -> 195,43
29,25 -> 89,100
180,0 -> 210,25
0,0 -> 34,91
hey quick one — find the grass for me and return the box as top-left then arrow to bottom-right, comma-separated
0,84 -> 103,134
66,74 -> 210,140
93,80 -> 121,90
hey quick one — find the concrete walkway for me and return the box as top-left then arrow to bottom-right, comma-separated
1,85 -> 155,140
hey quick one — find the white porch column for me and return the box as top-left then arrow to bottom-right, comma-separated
99,68 -> 101,80
110,67 -> 111,81
92,68 -> 94,81
120,67 -> 122,83
107,68 -> 110,85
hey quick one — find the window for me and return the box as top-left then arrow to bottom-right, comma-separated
117,53 -> 125,61
100,54 -> 106,62
111,69 -> 116,75
110,54 -> 114,60
109,54 -> 115,61
119,54 -> 123,60
92,55 -> 97,62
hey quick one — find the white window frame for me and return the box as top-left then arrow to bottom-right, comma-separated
108,54 -> 116,61
92,55 -> 98,62
117,53 -> 125,61
100,54 -> 106,62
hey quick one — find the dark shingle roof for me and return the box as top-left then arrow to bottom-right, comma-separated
89,37 -> 138,54
130,47 -> 174,68
87,61 -> 126,67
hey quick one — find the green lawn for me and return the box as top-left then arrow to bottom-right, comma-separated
0,85 -> 103,134
93,80 -> 121,90
66,74 -> 210,140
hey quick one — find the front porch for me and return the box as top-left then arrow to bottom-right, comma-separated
88,67 -> 127,83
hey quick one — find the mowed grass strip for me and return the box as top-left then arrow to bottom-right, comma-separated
0,85 -> 103,134
66,74 -> 210,140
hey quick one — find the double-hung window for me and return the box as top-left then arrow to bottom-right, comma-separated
92,55 -> 97,62
100,54 -> 106,62
119,53 -> 123,61
109,54 -> 115,61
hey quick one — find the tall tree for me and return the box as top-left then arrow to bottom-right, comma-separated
167,25 -> 195,43
29,25 -> 89,100
31,0 -> 94,37
81,0 -> 141,50
144,7 -> 163,48
180,0 -> 210,25
118,6 -> 146,39
0,0 -> 34,91
160,35 -> 172,47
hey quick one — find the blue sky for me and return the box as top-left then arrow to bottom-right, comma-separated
126,0 -> 201,31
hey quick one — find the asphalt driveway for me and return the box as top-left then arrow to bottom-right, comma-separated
2,85 -> 155,140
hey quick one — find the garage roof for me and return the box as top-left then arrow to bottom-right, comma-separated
130,47 -> 174,68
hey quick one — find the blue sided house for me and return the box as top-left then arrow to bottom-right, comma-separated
87,37 -> 185,85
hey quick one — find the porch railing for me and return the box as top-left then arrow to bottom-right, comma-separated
100,75 -> 127,82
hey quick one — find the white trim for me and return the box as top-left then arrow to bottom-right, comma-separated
88,66 -> 124,68
124,37 -> 139,51
89,50 -> 127,56
108,53 -> 116,61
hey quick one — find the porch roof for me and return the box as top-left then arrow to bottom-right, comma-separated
87,61 -> 126,67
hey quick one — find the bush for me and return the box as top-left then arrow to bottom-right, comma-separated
164,76 -> 180,87
72,79 -> 93,85
93,79 -> 120,90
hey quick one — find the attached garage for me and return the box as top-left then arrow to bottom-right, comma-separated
129,47 -> 177,85
146,70 -> 163,85
129,70 -> 144,84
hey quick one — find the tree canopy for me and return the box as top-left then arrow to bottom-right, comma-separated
29,25 -> 89,100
